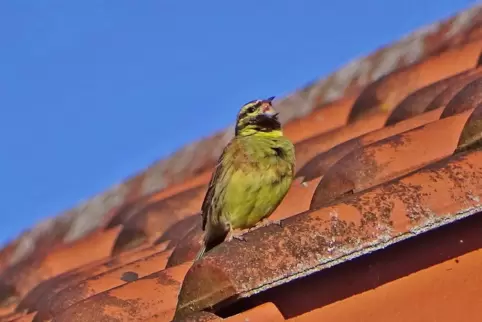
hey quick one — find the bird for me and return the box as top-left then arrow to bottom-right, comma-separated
195,96 -> 295,260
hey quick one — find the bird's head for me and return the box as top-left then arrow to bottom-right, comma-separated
235,96 -> 282,137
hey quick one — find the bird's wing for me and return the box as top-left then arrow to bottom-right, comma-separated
200,141 -> 233,230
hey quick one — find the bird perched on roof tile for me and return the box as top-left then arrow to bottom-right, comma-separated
196,96 -> 295,260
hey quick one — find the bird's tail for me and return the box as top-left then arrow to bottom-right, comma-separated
195,244 -> 206,261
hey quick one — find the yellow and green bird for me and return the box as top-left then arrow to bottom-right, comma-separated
196,96 -> 295,260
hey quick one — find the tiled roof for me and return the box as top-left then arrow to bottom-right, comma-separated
2,4 -> 482,321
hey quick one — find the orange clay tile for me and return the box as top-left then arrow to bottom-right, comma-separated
0,304 -> 16,318
112,185 -> 207,254
35,248 -> 174,321
283,94 -> 358,143
0,312 -> 24,322
296,107 -> 444,183
294,112 -> 389,172
310,108 -> 476,208
51,262 -> 193,322
269,177 -> 323,222
297,69 -> 482,183
106,170 -> 212,230
0,226 -> 122,302
175,147 -> 482,317
224,302 -> 285,322
385,67 -> 482,125
347,38 -> 482,123
287,211 -> 482,322
18,241 -> 170,314
36,226 -> 122,281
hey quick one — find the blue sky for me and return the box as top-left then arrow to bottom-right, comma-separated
0,0 -> 476,245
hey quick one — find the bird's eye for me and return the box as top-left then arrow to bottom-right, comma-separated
246,106 -> 256,113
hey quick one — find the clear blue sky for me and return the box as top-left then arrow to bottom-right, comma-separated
0,0 -> 476,245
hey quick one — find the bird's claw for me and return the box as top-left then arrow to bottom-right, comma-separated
254,218 -> 283,229
273,219 -> 283,228
226,230 -> 247,242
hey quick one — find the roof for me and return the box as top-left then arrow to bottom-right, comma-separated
2,4 -> 482,321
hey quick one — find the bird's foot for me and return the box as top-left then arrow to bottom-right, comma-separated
226,229 -> 247,242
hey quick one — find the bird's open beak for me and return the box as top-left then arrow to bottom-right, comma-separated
261,102 -> 279,119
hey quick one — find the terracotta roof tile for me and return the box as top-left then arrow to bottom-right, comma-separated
111,185 -> 206,255
35,248 -> 174,321
0,226 -> 122,310
296,107 -> 444,183
5,312 -> 35,322
3,4 -> 482,322
17,241 -> 170,315
347,38 -> 482,123
0,305 -> 16,318
0,313 -> 29,322
310,108 -> 476,208
386,67 -> 482,125
294,112 -> 389,172
286,206 -> 482,322
52,262 -> 192,322
282,94 -> 358,143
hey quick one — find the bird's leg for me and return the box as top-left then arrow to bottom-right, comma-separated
225,227 -> 247,242
249,217 -> 283,231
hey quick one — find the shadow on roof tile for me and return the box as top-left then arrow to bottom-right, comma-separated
224,302 -> 285,322
441,75 -> 482,118
175,148 -> 482,318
